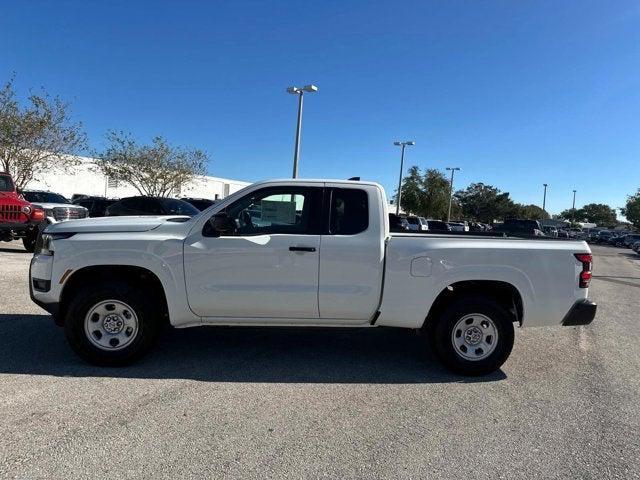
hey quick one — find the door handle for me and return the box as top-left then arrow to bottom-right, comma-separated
289,246 -> 316,252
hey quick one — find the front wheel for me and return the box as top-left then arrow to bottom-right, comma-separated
22,232 -> 38,253
428,296 -> 515,376
63,282 -> 161,366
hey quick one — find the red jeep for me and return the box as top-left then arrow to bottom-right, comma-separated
0,172 -> 46,252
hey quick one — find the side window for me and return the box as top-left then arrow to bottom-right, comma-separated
329,188 -> 369,235
223,187 -> 321,235
142,198 -> 163,215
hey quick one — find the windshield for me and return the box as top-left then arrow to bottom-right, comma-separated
0,175 -> 14,192
23,191 -> 70,204
158,198 -> 200,216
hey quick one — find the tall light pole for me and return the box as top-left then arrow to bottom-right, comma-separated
572,189 -> 577,223
287,84 -> 318,178
446,167 -> 461,222
393,141 -> 415,214
542,183 -> 548,212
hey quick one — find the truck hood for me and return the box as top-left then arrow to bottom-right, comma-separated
44,215 -> 192,234
30,202 -> 86,211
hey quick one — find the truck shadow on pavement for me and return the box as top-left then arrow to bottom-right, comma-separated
0,314 -> 506,384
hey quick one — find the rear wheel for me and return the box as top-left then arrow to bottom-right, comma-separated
428,296 -> 515,376
63,281 -> 161,366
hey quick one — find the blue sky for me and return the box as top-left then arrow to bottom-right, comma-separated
2,0 -> 639,215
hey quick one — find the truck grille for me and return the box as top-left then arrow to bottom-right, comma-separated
0,204 -> 28,223
53,207 -> 87,222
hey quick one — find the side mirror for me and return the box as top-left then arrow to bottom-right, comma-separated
204,212 -> 237,237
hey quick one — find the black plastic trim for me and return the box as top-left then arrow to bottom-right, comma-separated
562,299 -> 597,326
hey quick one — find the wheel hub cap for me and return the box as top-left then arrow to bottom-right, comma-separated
464,326 -> 483,345
451,313 -> 499,361
83,300 -> 139,351
102,314 -> 124,334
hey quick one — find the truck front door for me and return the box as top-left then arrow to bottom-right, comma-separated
184,185 -> 323,319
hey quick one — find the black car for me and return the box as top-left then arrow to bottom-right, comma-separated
73,196 -> 118,217
388,213 -> 410,232
105,196 -> 200,217
425,219 -> 451,232
494,219 -> 544,236
181,197 -> 216,211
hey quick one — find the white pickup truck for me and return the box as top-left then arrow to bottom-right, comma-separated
29,179 -> 597,375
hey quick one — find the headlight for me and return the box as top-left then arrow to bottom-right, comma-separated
21,205 -> 32,215
36,232 -> 75,256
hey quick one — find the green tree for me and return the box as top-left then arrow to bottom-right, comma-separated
421,169 -> 451,219
511,204 -> 550,220
621,190 -> 640,230
398,167 -> 451,219
96,131 -> 208,197
454,183 -> 515,223
397,166 -> 424,215
0,76 -> 86,188
560,203 -> 617,226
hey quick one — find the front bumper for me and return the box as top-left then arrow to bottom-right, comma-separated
29,255 -> 61,325
562,299 -> 597,326
0,221 -> 40,236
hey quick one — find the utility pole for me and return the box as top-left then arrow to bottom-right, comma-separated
446,167 -> 461,222
286,84 -> 318,178
542,183 -> 548,212
572,189 -> 577,223
393,141 -> 415,214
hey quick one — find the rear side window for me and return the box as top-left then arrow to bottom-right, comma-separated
329,188 -> 369,235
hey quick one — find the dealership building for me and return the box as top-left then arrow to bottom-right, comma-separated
25,156 -> 250,201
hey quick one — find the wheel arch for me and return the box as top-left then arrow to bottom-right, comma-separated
422,280 -> 524,330
59,265 -> 169,327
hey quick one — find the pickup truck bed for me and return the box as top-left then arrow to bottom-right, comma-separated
29,178 -> 596,375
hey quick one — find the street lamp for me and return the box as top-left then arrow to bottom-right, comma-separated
287,84 -> 318,178
542,183 -> 548,212
393,141 -> 415,214
572,189 -> 577,223
446,167 -> 461,222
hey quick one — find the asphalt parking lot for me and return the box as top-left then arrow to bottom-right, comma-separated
1,241 -> 639,479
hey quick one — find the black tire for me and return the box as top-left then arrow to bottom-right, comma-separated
22,233 -> 38,253
63,281 -> 161,366
428,296 -> 515,376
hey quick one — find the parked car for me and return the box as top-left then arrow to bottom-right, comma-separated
569,227 -> 584,238
623,234 -> 640,248
31,178 -> 596,376
425,219 -> 452,232
494,219 -> 544,236
388,213 -> 410,232
405,216 -> 426,231
105,196 -> 200,217
22,190 -> 89,224
73,196 -> 118,218
0,173 -> 46,251
181,197 -> 217,211
447,222 -> 469,232
632,241 -> 640,253
594,231 -> 614,244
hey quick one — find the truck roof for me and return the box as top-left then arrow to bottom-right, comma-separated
252,178 -> 384,188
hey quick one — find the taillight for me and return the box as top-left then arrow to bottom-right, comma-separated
574,253 -> 593,288
31,208 -> 45,221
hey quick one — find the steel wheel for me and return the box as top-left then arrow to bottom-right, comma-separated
451,313 -> 499,361
83,300 -> 140,351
